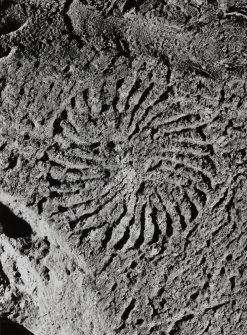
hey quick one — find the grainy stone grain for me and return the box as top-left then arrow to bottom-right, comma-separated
0,1 -> 247,334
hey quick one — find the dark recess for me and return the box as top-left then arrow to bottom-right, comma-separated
0,318 -> 34,335
0,0 -> 13,11
0,202 -> 32,238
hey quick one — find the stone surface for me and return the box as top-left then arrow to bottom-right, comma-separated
0,0 -> 247,334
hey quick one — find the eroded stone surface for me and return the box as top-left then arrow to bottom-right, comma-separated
0,1 -> 247,334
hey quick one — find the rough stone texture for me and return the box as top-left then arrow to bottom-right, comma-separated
0,0 -> 247,334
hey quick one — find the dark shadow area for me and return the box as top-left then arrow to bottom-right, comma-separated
0,0 -> 13,11
0,318 -> 34,335
0,19 -> 23,36
0,45 -> 11,59
0,202 -> 32,238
